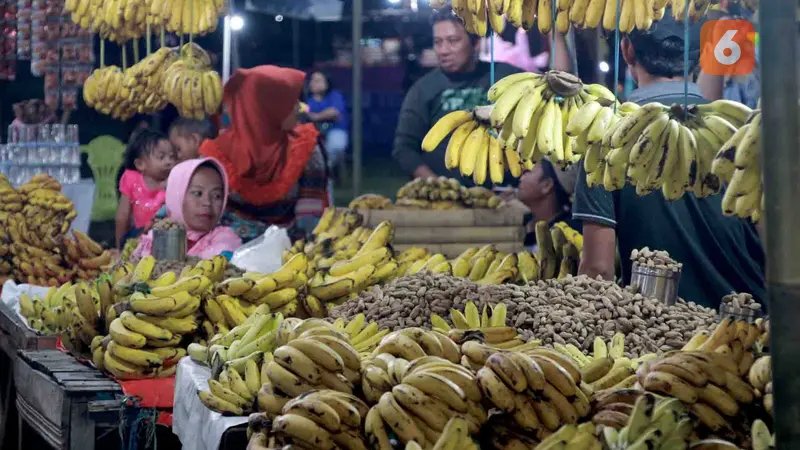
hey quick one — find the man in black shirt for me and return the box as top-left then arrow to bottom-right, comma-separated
573,11 -> 765,308
392,11 -> 521,187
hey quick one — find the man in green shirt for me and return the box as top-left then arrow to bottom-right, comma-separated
573,11 -> 765,308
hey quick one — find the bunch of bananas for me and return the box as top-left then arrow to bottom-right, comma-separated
423,108 -> 525,186
570,99 -> 752,199
152,0 -> 225,35
437,0 -> 707,37
599,394 -> 693,449
572,334 -> 653,393
535,220 -> 581,281
475,346 -> 590,437
65,0 -> 153,42
257,320 -> 362,417
121,47 -> 179,115
348,194 -> 393,210
331,313 -> 391,356
398,179 -> 504,209
162,44 -> 223,119
713,108 -> 762,222
1,175 -> 108,285
247,390 -> 371,450
748,355 -> 772,416
19,281 -> 84,337
360,329 -> 463,402
83,66 -> 137,120
424,71 -> 620,180
365,357 -> 487,448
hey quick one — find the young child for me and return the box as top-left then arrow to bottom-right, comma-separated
169,118 -> 217,161
116,129 -> 177,248
133,158 -> 242,259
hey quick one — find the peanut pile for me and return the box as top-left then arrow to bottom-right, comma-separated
329,273 -> 718,357
630,247 -> 682,272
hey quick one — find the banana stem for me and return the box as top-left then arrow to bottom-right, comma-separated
146,22 -> 151,55
180,34 -> 184,47
160,26 -> 166,48
100,38 -> 105,68
133,39 -> 139,63
122,44 -> 127,70
189,0 -> 194,48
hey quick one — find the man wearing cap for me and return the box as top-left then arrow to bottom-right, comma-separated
515,159 -> 582,251
572,10 -> 765,308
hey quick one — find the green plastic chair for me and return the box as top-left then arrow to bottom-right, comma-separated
82,135 -> 125,221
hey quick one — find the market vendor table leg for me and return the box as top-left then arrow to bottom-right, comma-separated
13,350 -> 122,450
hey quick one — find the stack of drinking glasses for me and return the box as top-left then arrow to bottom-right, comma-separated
0,124 -> 81,186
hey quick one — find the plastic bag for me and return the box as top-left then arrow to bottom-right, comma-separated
231,225 -> 291,274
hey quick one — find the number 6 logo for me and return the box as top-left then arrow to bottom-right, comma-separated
701,20 -> 756,76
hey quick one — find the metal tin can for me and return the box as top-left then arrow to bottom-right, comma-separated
152,227 -> 186,262
629,262 -> 681,306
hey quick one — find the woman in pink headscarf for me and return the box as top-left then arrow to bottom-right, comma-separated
133,157 -> 242,259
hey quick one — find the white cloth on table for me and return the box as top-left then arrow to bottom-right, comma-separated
0,279 -> 50,329
173,357 -> 249,450
61,179 -> 96,234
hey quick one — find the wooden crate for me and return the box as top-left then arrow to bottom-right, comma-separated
358,207 -> 526,258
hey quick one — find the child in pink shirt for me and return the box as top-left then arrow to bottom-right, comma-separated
134,158 -> 242,259
115,129 -> 177,248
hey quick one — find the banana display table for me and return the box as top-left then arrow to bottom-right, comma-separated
13,349 -> 122,450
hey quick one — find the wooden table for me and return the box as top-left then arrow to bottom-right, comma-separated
0,301 -> 58,448
14,350 -> 122,450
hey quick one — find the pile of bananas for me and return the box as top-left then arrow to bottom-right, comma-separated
163,44 -> 223,119
713,107 -> 762,222
435,0 -> 708,37
0,174 -> 109,285
348,194 -> 393,210
65,0 -> 225,41
248,389 -> 372,450
396,178 -> 503,209
195,318 -> 366,417
569,98 -> 752,199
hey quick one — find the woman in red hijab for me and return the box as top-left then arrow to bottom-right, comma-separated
200,65 -> 330,241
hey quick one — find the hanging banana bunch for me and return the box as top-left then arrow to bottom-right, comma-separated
712,107 -> 762,222
421,106 -> 526,186
568,98 -> 752,200
434,0 -> 709,37
162,43 -> 224,119
422,70 -> 626,184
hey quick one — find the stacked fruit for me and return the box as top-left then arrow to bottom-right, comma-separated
332,313 -> 391,357
569,99 -> 752,200
634,319 -> 761,442
19,282 -> 82,336
573,334 -> 656,393
251,390 -> 371,449
348,194 -> 393,210
121,47 -> 179,115
366,357 -> 487,448
0,174 -> 19,282
93,259 -> 212,379
599,394 -> 693,449
395,178 -> 503,209
712,107 -> 762,222
438,0 -> 708,36
536,220 -> 582,280
162,44 -> 223,119
360,329 -> 463,403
